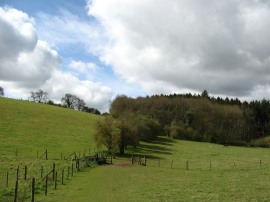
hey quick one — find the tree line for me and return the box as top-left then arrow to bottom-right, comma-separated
95,90 -> 270,155
29,89 -> 101,115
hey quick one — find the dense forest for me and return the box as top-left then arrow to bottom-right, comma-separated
105,90 -> 270,154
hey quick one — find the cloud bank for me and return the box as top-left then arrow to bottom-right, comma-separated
88,0 -> 270,99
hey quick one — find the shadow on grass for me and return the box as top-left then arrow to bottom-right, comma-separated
144,136 -> 176,146
115,152 -> 162,160
119,136 -> 175,159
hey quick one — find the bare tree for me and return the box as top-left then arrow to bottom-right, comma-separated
0,87 -> 4,97
30,89 -> 48,103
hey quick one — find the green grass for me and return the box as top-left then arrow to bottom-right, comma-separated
1,97 -> 270,201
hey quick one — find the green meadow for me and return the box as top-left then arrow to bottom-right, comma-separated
1,97 -> 270,201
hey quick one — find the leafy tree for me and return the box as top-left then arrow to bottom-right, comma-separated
61,93 -> 85,110
0,87 -> 4,97
94,116 -> 120,155
30,89 -> 48,103
201,90 -> 209,98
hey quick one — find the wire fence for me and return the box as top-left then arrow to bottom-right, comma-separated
131,155 -> 270,171
0,149 -> 109,202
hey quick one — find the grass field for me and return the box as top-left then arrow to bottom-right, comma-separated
39,138 -> 270,202
1,97 -> 270,201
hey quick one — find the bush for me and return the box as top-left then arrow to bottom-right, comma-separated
251,136 -> 270,148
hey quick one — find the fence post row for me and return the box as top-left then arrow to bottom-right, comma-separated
5,149 -> 121,201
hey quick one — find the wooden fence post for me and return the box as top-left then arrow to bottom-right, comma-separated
71,163 -> 74,176
61,169 -> 64,185
45,149 -> 48,160
76,159 -> 80,172
31,178 -> 35,202
67,166 -> 70,180
16,167 -> 19,181
40,166 -> 43,179
54,171 -> 58,190
14,180 -> 18,202
145,156 -> 147,166
24,165 -> 27,180
52,163 -> 55,180
6,171 -> 9,187
45,176 -> 48,196
186,161 -> 189,170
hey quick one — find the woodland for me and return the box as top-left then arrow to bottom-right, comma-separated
97,90 -> 270,155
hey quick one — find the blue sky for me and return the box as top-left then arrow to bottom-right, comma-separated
1,0 -> 270,111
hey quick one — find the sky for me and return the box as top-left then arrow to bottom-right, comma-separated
1,0 -> 270,112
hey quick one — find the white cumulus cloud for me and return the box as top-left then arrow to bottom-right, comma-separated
0,6 -> 113,111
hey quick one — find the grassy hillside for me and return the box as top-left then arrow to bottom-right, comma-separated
0,97 -> 102,201
0,97 -> 100,156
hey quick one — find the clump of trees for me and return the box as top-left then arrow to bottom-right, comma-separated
28,90 -> 101,115
95,91 -> 270,155
61,93 -> 85,110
